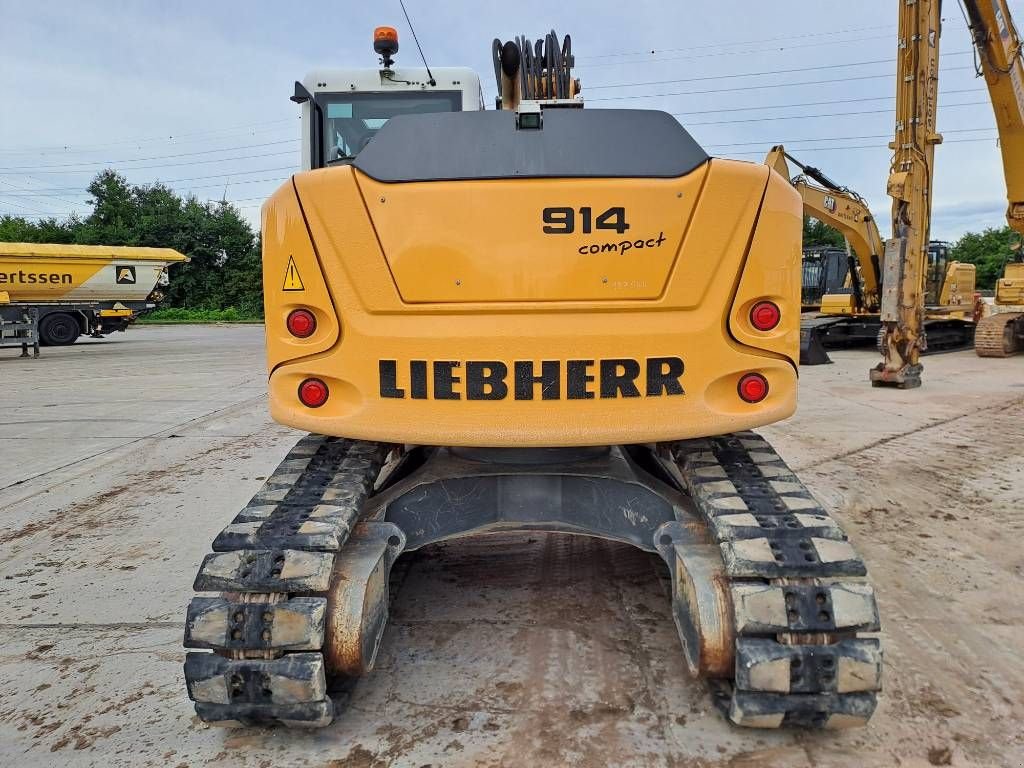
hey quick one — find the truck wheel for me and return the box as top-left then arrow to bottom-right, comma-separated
39,313 -> 81,346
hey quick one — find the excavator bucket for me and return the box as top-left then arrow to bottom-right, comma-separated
800,324 -> 833,365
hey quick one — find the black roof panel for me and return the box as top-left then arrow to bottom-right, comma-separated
353,109 -> 709,182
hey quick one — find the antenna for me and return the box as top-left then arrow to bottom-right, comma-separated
398,0 -> 436,86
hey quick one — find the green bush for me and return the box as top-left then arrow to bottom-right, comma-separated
137,307 -> 263,324
949,226 -> 1020,290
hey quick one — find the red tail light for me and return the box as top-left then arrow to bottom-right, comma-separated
287,309 -> 317,338
738,373 -> 769,403
298,378 -> 329,408
750,301 -> 781,331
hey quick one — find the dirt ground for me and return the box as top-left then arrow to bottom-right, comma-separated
0,326 -> 1022,768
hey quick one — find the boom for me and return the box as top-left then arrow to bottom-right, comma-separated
963,0 -> 1024,235
871,0 -> 944,389
964,1 -> 1024,357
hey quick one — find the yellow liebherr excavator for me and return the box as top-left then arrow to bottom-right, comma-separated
964,0 -> 1024,357
182,29 -> 883,730
874,0 -> 1024,384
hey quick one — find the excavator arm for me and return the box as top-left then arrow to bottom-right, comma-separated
871,0 -> 944,388
767,146 -> 885,311
963,1 -> 1024,357
962,0 -> 1024,236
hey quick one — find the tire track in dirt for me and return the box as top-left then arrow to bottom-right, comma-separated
792,396 -> 1024,473
0,432 -> 269,547
0,392 -> 268,498
793,400 -> 1024,768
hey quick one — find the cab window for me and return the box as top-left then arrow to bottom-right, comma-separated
314,91 -> 460,166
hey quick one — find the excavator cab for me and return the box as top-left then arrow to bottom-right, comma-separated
289,29 -> 483,172
801,247 -> 850,310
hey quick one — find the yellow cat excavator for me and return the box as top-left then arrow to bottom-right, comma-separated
181,29 -> 883,731
979,258 -> 1024,355
767,147 -> 886,364
767,146 -> 886,316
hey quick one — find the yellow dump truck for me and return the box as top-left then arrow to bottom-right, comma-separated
0,243 -> 187,345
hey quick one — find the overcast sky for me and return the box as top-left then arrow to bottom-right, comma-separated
1,0 -> 1020,240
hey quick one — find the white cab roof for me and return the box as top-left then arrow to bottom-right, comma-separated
301,67 -> 482,102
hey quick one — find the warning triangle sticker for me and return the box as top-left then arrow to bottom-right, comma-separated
282,256 -> 305,291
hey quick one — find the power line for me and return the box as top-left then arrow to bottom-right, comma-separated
725,136 -> 1007,156
577,33 -> 896,69
678,99 -> 988,127
666,87 -> 982,117
0,118 -> 298,156
588,66 -> 977,102
0,195 -> 53,215
208,195 -> 267,205
0,150 -> 298,175
574,8 -> 981,70
575,24 -> 894,61
0,139 -> 299,172
0,168 -> 299,207
2,192 -> 266,219
0,177 -> 87,211
588,51 -> 972,91
3,64 -> 904,170
702,126 -> 998,150
7,175 -> 292,197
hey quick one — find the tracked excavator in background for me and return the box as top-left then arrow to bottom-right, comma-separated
766,147 -> 977,365
979,257 -> 1024,355
874,0 -> 1024,384
766,147 -> 886,364
181,28 -> 882,731
963,0 -> 1024,357
767,145 -> 886,317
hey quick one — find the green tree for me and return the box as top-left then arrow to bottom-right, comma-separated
0,214 -> 79,243
0,170 -> 263,315
949,225 -> 1021,290
803,216 -> 845,248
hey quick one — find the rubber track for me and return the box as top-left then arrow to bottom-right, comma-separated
183,431 -> 878,730
672,432 -> 882,729
183,434 -> 388,727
